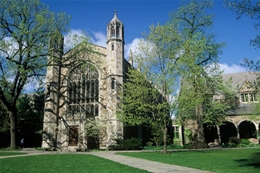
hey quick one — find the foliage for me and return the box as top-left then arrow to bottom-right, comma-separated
84,117 -> 108,149
118,67 -> 173,153
0,154 -> 149,173
16,89 -> 45,147
120,15 -> 180,153
0,104 -> 9,133
228,136 -> 241,145
150,127 -> 164,147
221,137 -> 258,148
119,148 -> 260,173
108,137 -> 143,150
0,0 -> 70,148
171,0 -> 235,149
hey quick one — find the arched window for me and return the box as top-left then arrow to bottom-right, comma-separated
116,25 -> 120,38
68,64 -> 99,118
111,25 -> 115,37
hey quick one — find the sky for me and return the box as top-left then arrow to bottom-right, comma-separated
42,0 -> 260,74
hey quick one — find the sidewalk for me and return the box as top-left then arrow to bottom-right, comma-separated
90,151 -> 213,173
0,148 -> 214,173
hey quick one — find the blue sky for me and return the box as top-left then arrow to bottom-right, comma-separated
42,0 -> 259,74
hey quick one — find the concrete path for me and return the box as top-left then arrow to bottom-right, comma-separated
90,151 -> 213,173
0,148 -> 214,173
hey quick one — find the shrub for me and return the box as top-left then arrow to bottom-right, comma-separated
108,137 -> 143,150
240,139 -> 251,145
228,136 -> 241,145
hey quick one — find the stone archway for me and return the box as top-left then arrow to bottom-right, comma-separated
203,123 -> 218,143
239,121 -> 256,139
220,121 -> 237,144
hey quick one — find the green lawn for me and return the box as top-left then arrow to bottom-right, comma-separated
0,154 -> 149,173
118,148 -> 260,173
0,152 -> 26,156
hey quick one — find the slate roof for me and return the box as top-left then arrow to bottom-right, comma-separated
222,72 -> 259,92
227,103 -> 256,116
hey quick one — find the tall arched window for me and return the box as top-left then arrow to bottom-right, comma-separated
116,25 -> 120,38
68,64 -> 99,118
111,25 -> 115,37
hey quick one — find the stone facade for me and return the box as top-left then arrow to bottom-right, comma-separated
175,72 -> 260,145
42,12 -> 131,151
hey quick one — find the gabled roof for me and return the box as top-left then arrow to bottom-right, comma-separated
238,80 -> 256,93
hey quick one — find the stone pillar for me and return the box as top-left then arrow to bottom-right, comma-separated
237,124 -> 240,139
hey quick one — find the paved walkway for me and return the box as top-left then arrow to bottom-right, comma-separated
90,151 -> 213,173
0,148 -> 213,173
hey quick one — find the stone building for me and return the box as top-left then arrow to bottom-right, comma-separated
42,12 -> 133,151
174,72 -> 260,146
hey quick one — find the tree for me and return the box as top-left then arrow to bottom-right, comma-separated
177,34 -> 236,148
227,0 -> 260,70
0,0 -> 70,148
119,22 -> 180,153
17,88 -> 45,147
119,68 -> 174,154
171,0 -> 235,148
84,117 -> 108,150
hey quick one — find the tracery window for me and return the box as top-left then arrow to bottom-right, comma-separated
68,64 -> 99,117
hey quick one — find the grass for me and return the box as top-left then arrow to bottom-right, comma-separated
118,148 -> 260,173
0,152 -> 26,156
0,154 -> 149,173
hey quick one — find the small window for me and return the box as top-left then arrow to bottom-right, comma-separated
112,44 -> 114,51
173,126 -> 180,139
111,78 -> 115,89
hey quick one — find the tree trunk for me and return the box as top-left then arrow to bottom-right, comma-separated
9,110 -> 17,149
163,126 -> 167,154
191,105 -> 208,149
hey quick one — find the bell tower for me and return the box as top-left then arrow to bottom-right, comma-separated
106,10 -> 124,85
104,11 -> 125,146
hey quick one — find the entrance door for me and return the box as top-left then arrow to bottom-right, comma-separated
69,126 -> 78,146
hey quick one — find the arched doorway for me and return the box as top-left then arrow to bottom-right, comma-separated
220,121 -> 237,144
203,123 -> 218,143
239,121 -> 256,139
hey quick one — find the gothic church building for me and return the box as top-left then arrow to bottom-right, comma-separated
42,12 -> 133,151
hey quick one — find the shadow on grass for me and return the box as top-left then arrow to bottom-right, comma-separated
236,152 -> 260,168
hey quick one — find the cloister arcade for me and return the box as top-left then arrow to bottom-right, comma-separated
204,119 -> 259,144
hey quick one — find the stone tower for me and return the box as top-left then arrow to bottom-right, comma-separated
104,11 -> 125,143
42,30 -> 64,148
106,10 -> 124,85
